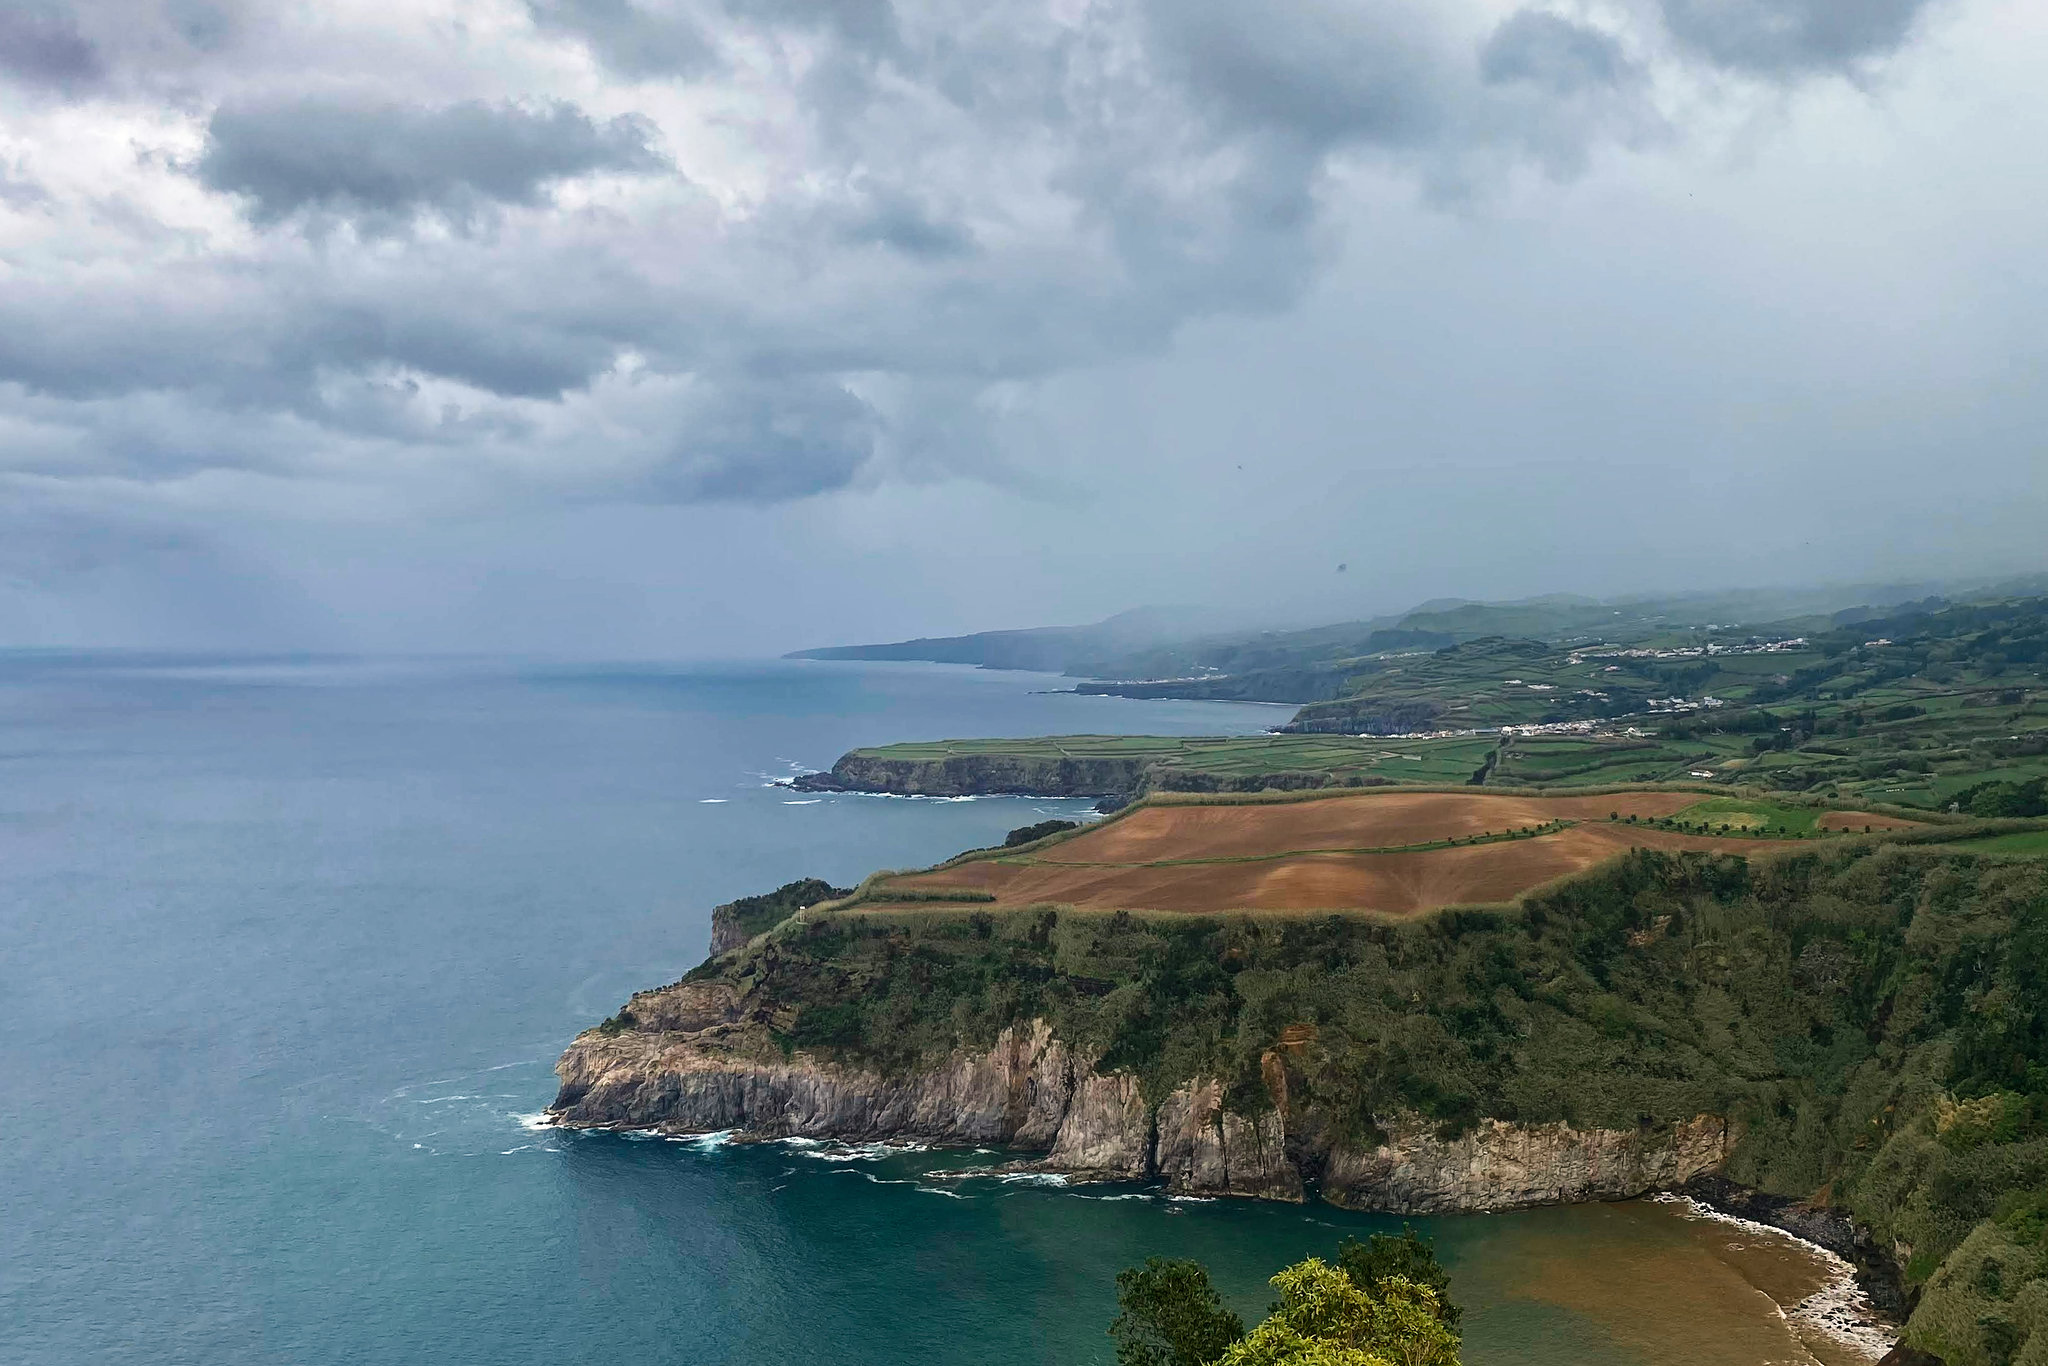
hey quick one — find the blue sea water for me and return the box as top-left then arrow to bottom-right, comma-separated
0,656 -> 1844,1366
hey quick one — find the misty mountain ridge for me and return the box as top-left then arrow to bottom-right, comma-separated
788,572 -> 2048,685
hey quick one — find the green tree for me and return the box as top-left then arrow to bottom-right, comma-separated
1110,1257 -> 1247,1366
1335,1230 -> 1461,1330
1219,1260 -> 1460,1366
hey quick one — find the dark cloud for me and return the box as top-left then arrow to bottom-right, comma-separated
652,377 -> 881,502
1141,0 -> 1449,146
835,187 -> 975,258
0,4 -> 105,92
1658,0 -> 1934,75
0,0 -> 1975,585
1481,11 -> 1636,91
195,97 -> 669,227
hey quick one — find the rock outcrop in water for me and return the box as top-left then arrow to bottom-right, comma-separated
549,983 -> 1733,1208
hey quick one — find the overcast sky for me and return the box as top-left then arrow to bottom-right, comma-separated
0,0 -> 2041,655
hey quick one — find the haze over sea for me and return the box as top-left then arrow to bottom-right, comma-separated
1,655 -> 1858,1366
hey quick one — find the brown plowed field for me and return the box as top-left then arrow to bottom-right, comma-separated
1816,810 -> 1924,831
875,790 -> 1805,918
1034,790 -> 1701,863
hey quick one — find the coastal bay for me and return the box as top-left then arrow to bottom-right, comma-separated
2,655 -> 1888,1364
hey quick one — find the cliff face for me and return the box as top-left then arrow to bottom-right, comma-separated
790,753 -> 1150,798
787,751 -> 1380,798
1321,1114 -> 1733,1214
549,985 -> 1732,1209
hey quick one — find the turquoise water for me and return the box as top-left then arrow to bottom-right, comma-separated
0,656 -> 1841,1365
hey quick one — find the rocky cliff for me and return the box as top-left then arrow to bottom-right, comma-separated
789,752 -> 1150,797
787,751 -> 1383,799
550,983 -> 1732,1208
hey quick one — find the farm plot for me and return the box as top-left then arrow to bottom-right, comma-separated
870,789 -> 1803,918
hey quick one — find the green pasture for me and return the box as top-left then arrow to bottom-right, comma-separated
1943,830 -> 2048,856
1670,796 -> 1826,835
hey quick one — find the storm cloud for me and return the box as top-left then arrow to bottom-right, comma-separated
0,4 -> 103,92
197,97 -> 669,227
0,0 -> 2035,653
1658,0 -> 1937,75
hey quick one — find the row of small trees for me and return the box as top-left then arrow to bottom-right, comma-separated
1110,1230 -> 1461,1366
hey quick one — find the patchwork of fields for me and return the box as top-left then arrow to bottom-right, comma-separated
864,789 -> 1907,918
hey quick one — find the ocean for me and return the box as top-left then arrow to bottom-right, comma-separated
0,654 -> 1868,1365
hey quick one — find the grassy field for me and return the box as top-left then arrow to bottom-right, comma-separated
1942,830 -> 2048,855
1670,795 -> 1828,835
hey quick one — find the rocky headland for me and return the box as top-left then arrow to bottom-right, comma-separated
544,840 -> 2048,1365
548,984 -> 1732,1209
787,748 -> 1383,799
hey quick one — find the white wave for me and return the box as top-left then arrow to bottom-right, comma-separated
1077,1192 -> 1155,1202
782,799 -> 823,806
997,1172 -> 1070,1187
782,1138 -> 930,1162
1166,1194 -> 1216,1204
1652,1195 -> 1896,1361
916,1186 -> 970,1199
842,791 -> 986,802
514,1112 -> 555,1132
699,798 -> 729,804
670,1129 -> 740,1151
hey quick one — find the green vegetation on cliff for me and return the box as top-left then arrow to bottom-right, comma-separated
694,841 -> 2048,1364
707,877 -> 852,954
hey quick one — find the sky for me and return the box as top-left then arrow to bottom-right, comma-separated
0,0 -> 2042,656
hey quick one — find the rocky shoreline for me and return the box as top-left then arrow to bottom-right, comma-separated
549,992 -> 1734,1211
1679,1173 -> 1915,1331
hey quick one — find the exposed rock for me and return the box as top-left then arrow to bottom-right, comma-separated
552,1004 -> 1746,1213
1876,1344 -> 1944,1366
789,753 -> 1148,798
552,1014 -> 1081,1145
785,752 -> 1384,799
1320,1114 -> 1735,1213
1045,1071 -> 1151,1177
1155,1078 -> 1303,1202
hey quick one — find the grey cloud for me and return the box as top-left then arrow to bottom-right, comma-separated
196,97 -> 669,227
1659,0 -> 1933,74
1141,0 -> 1449,146
0,5 -> 105,92
1482,11 -> 1636,91
727,0 -> 903,58
835,188 -> 975,259
652,378 -> 881,502
525,0 -> 720,78
0,0 -> 1964,545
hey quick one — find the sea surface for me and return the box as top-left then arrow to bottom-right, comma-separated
0,654 -> 1875,1366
